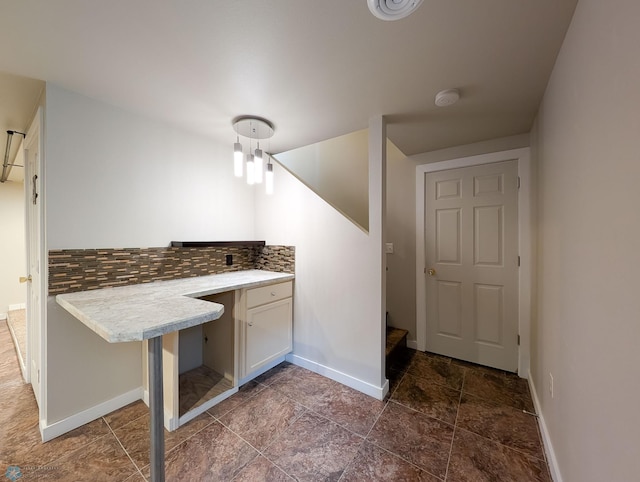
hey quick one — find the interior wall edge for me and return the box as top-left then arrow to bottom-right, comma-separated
528,372 -> 564,482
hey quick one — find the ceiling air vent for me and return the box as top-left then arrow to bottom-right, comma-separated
367,0 -> 424,21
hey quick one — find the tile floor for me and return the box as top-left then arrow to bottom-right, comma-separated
0,321 -> 550,481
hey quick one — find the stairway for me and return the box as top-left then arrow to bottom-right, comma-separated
385,326 -> 408,373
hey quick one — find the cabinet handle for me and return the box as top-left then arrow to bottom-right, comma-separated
248,322 -> 253,327
271,292 -> 276,296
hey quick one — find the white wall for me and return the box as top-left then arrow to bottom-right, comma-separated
45,85 -> 255,249
43,84 -> 256,424
276,129 -> 369,231
254,122 -> 386,395
386,134 -> 530,341
531,1 -> 640,480
0,177 -> 26,317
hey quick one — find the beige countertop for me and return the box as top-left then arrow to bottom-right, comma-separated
56,270 -> 294,343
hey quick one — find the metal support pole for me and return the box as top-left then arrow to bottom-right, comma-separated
148,336 -> 165,482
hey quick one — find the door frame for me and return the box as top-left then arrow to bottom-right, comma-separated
415,148 -> 532,376
24,106 -> 47,418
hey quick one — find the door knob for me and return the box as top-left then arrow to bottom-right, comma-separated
427,268 -> 436,276
19,275 -> 32,283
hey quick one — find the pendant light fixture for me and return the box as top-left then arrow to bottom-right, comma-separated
254,143 -> 264,184
232,116 -> 275,193
246,153 -> 255,185
265,161 -> 274,195
233,136 -> 243,177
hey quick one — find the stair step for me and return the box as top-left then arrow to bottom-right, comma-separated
385,327 -> 408,358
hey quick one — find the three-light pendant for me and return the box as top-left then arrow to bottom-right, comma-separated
232,116 -> 275,195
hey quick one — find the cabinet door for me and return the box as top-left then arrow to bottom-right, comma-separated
245,298 -> 292,376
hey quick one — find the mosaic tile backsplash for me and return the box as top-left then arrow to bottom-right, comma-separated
48,245 -> 295,295
255,245 -> 296,273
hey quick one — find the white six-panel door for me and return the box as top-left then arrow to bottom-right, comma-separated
425,160 -> 519,371
25,110 -> 42,403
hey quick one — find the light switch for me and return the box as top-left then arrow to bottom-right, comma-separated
385,243 -> 394,254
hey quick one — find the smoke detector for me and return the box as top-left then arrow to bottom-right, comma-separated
367,0 -> 424,21
435,89 -> 461,107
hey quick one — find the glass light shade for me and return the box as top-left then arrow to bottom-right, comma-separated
254,148 -> 263,183
233,142 -> 243,177
246,154 -> 255,185
265,163 -> 274,195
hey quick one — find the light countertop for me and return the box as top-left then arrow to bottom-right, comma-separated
55,270 -> 294,343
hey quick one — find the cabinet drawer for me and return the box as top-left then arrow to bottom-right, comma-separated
246,281 -> 292,308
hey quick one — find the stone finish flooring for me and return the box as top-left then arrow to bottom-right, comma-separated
0,321 -> 550,481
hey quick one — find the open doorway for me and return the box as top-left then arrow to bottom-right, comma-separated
0,139 -> 28,377
0,72 -> 45,395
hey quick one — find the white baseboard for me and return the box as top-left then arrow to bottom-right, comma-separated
286,353 -> 389,401
6,320 -> 27,380
40,387 -> 143,442
239,355 -> 287,386
142,389 -> 178,431
9,303 -> 26,311
141,357 -> 286,431
528,372 -> 563,482
0,313 -> 6,321
406,339 -> 418,350
178,386 -> 238,426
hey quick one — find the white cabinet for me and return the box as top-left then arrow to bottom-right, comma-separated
142,290 -> 239,431
144,277 -> 293,431
240,281 -> 293,379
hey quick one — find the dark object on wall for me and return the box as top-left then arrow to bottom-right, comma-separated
171,241 -> 266,248
1,130 -> 27,183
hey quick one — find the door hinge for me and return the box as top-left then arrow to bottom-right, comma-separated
517,176 -> 521,189
517,255 -> 521,267
517,335 -> 520,346
32,174 -> 39,205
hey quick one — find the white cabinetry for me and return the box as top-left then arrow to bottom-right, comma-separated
143,290 -> 239,430
144,277 -> 293,431
240,281 -> 293,379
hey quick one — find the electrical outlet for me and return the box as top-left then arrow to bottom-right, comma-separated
385,243 -> 394,254
549,373 -> 554,398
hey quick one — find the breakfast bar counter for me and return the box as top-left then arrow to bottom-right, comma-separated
55,269 -> 294,482
56,270 -> 294,342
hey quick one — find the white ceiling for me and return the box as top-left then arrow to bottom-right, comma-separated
0,0 -> 577,159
